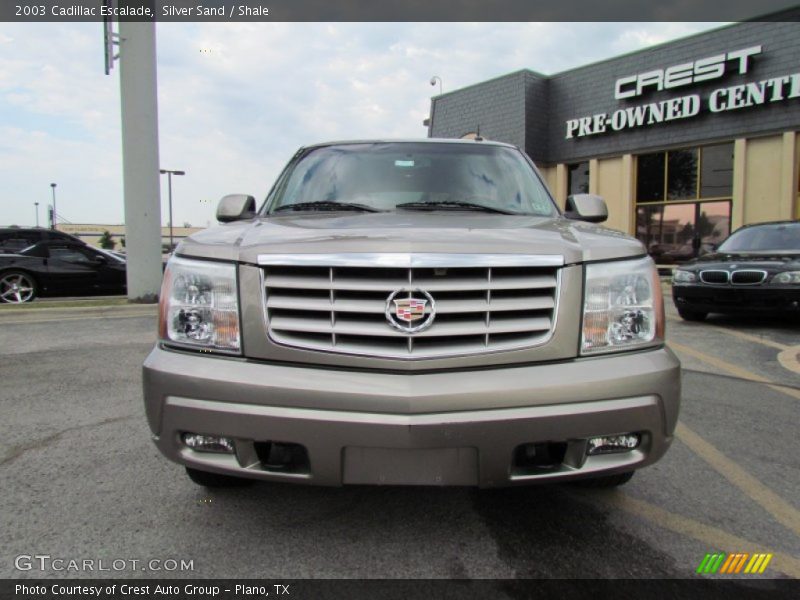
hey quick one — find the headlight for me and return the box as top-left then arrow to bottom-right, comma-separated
673,269 -> 696,284
159,256 -> 241,354
581,256 -> 664,355
771,271 -> 800,285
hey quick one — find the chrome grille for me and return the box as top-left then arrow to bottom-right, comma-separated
699,270 -> 729,284
260,254 -> 561,359
731,270 -> 767,285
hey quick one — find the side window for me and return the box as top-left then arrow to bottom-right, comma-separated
0,232 -> 39,252
23,243 -> 48,258
49,245 -> 95,264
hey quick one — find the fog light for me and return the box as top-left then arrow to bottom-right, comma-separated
182,433 -> 235,454
587,433 -> 640,456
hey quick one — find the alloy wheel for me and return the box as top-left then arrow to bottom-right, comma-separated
0,273 -> 35,303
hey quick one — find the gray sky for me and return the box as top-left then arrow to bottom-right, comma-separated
0,22 -> 724,229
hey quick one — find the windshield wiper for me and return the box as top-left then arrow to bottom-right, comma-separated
273,201 -> 382,213
395,201 -> 518,215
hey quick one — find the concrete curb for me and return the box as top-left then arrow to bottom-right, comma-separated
0,297 -> 155,312
0,303 -> 157,320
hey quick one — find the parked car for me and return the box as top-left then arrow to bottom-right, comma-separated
0,240 -> 126,303
0,227 -> 85,255
144,138 -> 679,490
672,220 -> 800,321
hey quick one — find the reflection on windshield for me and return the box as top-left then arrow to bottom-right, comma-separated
719,223 -> 800,252
267,143 -> 556,217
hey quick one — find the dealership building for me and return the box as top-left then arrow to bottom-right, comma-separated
56,223 -> 202,251
427,19 -> 799,263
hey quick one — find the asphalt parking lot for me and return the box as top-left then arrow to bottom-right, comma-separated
1,295 -> 798,582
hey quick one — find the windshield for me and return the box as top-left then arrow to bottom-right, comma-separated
265,142 -> 557,216
718,222 -> 800,252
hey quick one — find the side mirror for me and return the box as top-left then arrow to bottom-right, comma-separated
564,194 -> 608,223
217,194 -> 256,223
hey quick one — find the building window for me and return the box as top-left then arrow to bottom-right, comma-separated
567,162 -> 589,195
700,144 -> 734,198
636,152 -> 665,202
635,143 -> 733,263
667,148 -> 697,200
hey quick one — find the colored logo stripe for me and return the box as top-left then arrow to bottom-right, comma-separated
745,553 -> 773,574
697,553 -> 726,574
697,552 -> 773,574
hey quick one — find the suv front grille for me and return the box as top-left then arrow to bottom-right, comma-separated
260,254 -> 562,359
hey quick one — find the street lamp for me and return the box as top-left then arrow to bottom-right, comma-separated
50,183 -> 57,230
429,75 -> 443,96
34,202 -> 39,227
159,169 -> 185,250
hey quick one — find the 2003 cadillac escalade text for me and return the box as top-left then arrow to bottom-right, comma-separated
142,138 -> 680,490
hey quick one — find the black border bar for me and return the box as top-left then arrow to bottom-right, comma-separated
3,1 -> 800,22
4,579 -> 800,600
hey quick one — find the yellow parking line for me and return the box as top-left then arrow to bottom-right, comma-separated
666,314 -> 790,351
675,422 -> 800,539
669,340 -> 800,401
777,347 -> 800,376
710,328 -> 789,351
583,489 -> 800,578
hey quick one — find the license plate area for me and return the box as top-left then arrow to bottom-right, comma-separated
342,447 -> 479,486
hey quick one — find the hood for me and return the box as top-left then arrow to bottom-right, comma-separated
682,250 -> 800,271
177,213 -> 645,265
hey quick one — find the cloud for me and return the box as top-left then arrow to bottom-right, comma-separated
0,21 -> 723,228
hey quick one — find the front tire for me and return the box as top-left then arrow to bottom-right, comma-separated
573,471 -> 635,488
677,308 -> 707,322
185,467 -> 253,488
0,271 -> 37,304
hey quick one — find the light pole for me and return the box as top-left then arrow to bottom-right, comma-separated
34,202 -> 39,227
429,75 -> 443,96
50,183 -> 57,229
159,169 -> 185,250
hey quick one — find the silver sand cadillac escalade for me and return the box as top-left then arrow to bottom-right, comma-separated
143,139 -> 680,489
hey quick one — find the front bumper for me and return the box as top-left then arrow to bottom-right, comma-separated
673,284 -> 800,314
143,346 -> 681,487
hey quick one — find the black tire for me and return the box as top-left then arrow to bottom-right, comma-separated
573,471 -> 635,488
0,270 -> 38,304
677,308 -> 707,322
185,467 -> 253,488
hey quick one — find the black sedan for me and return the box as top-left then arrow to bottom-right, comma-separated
672,220 -> 800,321
0,241 -> 126,303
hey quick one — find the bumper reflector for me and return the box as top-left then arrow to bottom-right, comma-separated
182,433 -> 235,454
587,433 -> 640,456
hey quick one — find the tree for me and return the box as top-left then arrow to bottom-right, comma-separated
99,230 -> 115,250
